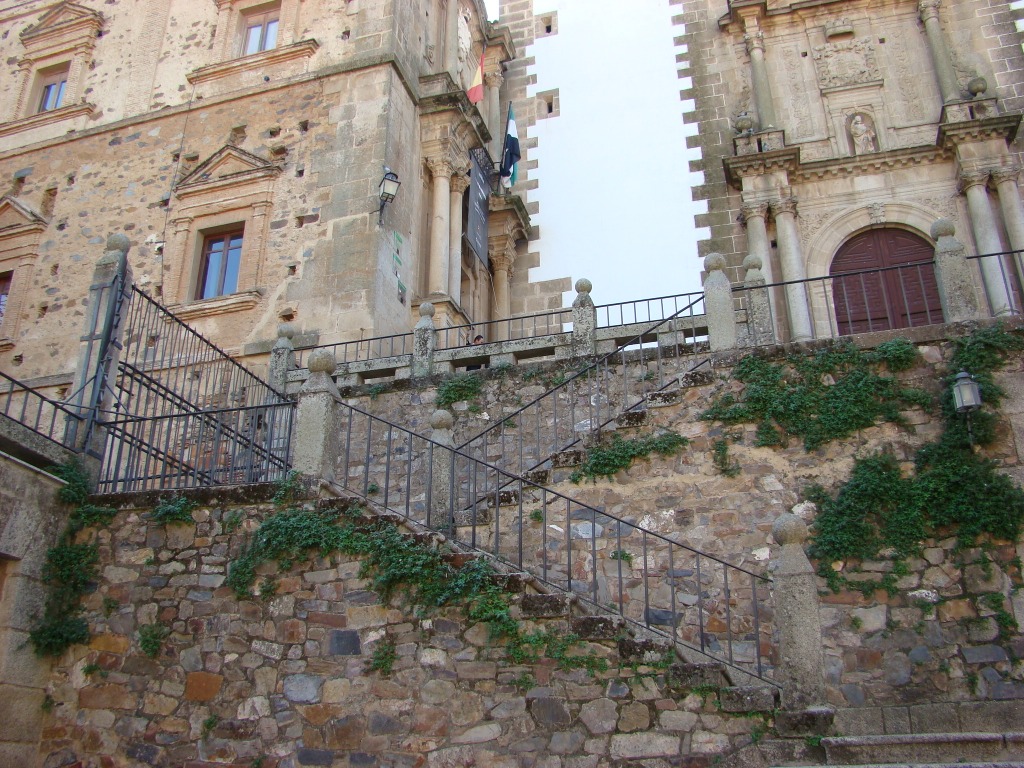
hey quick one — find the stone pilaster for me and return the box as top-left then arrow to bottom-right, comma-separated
490,250 -> 513,332
444,0 -> 460,80
931,219 -> 981,323
771,198 -> 813,341
426,157 -> 454,296
292,350 -> 341,482
991,168 -> 1024,284
485,70 -> 504,160
448,172 -> 471,305
959,170 -> 1014,316
268,323 -> 296,395
919,0 -> 962,104
703,253 -> 737,351
412,302 -> 437,378
570,278 -> 597,358
742,16 -> 777,130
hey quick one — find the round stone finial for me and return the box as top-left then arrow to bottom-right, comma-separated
930,218 -> 955,239
307,349 -> 337,374
575,278 -> 592,294
430,409 -> 454,430
106,233 -> 130,254
419,302 -> 435,318
704,253 -> 727,272
742,254 -> 763,272
735,113 -> 754,133
278,322 -> 295,340
968,76 -> 988,98
772,513 -> 808,546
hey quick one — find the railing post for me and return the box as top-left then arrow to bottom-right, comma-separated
428,408 -> 454,529
931,218 -> 982,323
268,322 -> 296,395
412,302 -> 437,378
771,512 -> 833,733
570,278 -> 597,358
291,350 -> 341,482
741,254 -> 774,346
66,234 -> 132,462
703,253 -> 738,351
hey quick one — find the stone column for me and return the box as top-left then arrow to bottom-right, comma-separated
960,170 -> 1014,316
490,252 -> 512,333
771,513 -> 827,712
742,254 -> 774,346
292,350 -> 341,482
428,409 -> 455,530
771,198 -> 813,341
919,0 -> 962,104
66,234 -> 133,460
268,323 -> 296,395
744,23 -> 778,130
742,203 -> 773,282
427,157 -> 453,296
931,219 -> 981,322
412,302 -> 437,378
485,71 -> 504,160
703,253 -> 737,352
444,0 -> 460,80
991,167 -> 1024,285
571,278 -> 597,358
448,172 -> 470,304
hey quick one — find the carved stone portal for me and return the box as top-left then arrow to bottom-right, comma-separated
812,38 -> 881,90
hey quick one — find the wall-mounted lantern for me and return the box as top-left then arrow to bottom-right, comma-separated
378,169 -> 401,225
952,371 -> 982,446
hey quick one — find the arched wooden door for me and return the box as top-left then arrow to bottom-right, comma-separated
830,229 -> 942,335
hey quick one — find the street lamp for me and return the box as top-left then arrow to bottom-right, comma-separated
952,371 -> 982,445
378,170 -> 401,225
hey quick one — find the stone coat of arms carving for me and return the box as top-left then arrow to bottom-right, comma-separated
812,38 -> 881,89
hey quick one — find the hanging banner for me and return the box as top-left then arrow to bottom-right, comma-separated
467,151 -> 490,268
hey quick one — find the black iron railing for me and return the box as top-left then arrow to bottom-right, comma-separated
333,400 -> 773,680
0,370 -> 83,449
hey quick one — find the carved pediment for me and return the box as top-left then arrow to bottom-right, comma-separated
176,145 -> 281,192
21,2 -> 103,44
0,196 -> 47,233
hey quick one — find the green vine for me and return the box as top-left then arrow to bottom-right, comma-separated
369,639 -> 397,675
29,461 -> 116,657
701,339 -> 928,451
226,506 -> 605,675
150,496 -> 197,526
570,432 -> 689,483
436,373 -> 482,408
712,439 -> 740,477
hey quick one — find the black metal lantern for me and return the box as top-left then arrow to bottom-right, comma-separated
952,371 -> 981,413
378,170 -> 400,224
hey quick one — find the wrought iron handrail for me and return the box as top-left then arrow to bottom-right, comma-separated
331,398 -> 773,680
436,308 -> 573,349
295,332 -> 415,368
0,370 -> 83,449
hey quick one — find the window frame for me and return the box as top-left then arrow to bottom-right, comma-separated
0,271 -> 12,322
196,228 -> 245,301
35,65 -> 69,114
241,7 -> 280,56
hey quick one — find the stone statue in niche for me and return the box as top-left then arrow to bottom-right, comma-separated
848,113 -> 877,155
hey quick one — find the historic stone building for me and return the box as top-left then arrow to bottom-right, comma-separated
677,0 -> 1024,341
0,0 -> 566,389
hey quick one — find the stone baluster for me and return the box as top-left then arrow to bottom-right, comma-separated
771,513 -> 834,735
427,157 -> 454,296
771,198 -> 814,341
742,254 -> 774,346
448,172 -> 470,305
412,302 -> 437,378
292,350 -> 341,482
931,219 -> 981,323
570,278 -> 597,358
268,323 -> 296,395
743,20 -> 778,130
428,409 -> 455,529
919,0 -> 962,104
703,253 -> 737,351
959,170 -> 1014,316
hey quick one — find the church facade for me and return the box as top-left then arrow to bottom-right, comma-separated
0,0 -> 566,390
677,0 -> 1024,340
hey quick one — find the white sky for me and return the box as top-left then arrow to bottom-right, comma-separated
485,0 -> 707,306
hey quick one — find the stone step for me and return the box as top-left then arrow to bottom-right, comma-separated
570,614 -> 626,640
822,733 -> 1024,765
518,593 -> 572,618
524,467 -> 550,485
647,389 -> 681,407
665,661 -> 728,690
719,684 -> 777,713
551,448 -> 584,468
614,410 -> 649,429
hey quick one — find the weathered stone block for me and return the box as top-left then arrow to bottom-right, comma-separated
184,672 -> 223,702
610,733 -> 680,759
718,686 -> 777,713
530,697 -> 572,729
326,629 -> 361,656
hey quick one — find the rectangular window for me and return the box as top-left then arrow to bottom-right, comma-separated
0,271 -> 11,320
197,231 -> 243,300
242,8 -> 279,56
36,68 -> 69,113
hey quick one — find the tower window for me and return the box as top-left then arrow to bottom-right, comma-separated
242,6 -> 279,56
36,66 -> 69,113
197,230 -> 243,299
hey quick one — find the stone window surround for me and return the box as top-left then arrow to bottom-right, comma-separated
0,199 -> 48,352
165,166 -> 279,321
212,0 -> 298,62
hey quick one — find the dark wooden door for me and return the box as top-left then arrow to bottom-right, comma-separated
830,229 -> 941,335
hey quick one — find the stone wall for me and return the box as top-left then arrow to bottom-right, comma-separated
0,451 -> 68,766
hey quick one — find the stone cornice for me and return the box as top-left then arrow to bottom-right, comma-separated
419,73 -> 491,147
0,102 -> 97,140
937,113 -> 1022,151
720,0 -> 852,28
488,193 -> 531,237
791,144 -> 952,183
723,147 -> 800,187
169,290 -> 262,321
186,39 -> 320,86
484,24 -> 516,65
